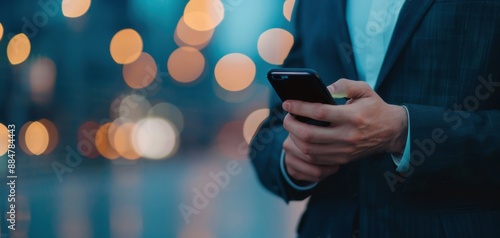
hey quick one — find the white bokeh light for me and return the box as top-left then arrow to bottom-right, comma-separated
132,118 -> 178,160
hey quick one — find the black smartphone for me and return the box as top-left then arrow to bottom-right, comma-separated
267,68 -> 336,127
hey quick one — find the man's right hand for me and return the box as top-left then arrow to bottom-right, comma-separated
283,135 -> 340,183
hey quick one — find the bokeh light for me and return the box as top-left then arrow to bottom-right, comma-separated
108,118 -> 126,150
112,122 -> 140,160
148,102 -> 185,133
168,47 -> 205,83
175,16 -> 214,49
118,94 -> 152,122
0,123 -> 8,156
183,0 -> 225,31
0,23 -> 3,41
122,52 -> 157,89
25,121 -> 49,155
19,122 -> 33,156
283,0 -> 296,22
110,95 -> 126,120
7,33 -> 31,65
62,0 -> 91,18
258,28 -> 294,65
95,123 -> 120,160
215,53 -> 255,92
243,108 -> 270,144
110,28 -> 143,64
29,57 -> 57,105
216,120 -> 247,159
132,118 -> 178,160
39,119 -> 58,154
78,121 -> 100,158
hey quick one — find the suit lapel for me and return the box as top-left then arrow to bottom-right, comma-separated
375,0 -> 434,90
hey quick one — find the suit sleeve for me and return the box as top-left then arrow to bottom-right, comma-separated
399,100 -> 500,193
249,0 -> 317,202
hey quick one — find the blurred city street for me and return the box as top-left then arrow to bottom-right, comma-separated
0,0 -> 305,237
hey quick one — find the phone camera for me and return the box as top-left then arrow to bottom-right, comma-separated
272,74 -> 288,80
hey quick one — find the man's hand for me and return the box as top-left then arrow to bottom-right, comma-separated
283,135 -> 340,182
282,79 -> 408,182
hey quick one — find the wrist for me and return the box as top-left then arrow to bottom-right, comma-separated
387,105 -> 408,155
280,149 -> 317,190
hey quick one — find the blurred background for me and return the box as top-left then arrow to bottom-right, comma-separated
0,0 -> 307,237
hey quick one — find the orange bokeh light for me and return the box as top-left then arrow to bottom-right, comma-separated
122,52 -> 157,89
0,124 -> 8,156
175,16 -> 214,49
25,121 -> 49,155
0,22 -> 4,41
168,47 -> 205,83
95,123 -> 120,159
19,122 -> 33,155
243,109 -> 270,144
283,0 -> 296,22
7,33 -> 31,65
110,28 -> 143,64
258,28 -> 294,65
39,119 -> 58,154
113,122 -> 140,160
183,0 -> 224,31
108,119 -> 123,150
62,0 -> 91,18
215,53 -> 255,92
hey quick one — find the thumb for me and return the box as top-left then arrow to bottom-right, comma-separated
327,78 -> 373,99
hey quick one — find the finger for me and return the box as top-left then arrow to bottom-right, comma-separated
328,78 -> 373,99
285,153 -> 340,182
283,114 -> 327,143
288,134 -> 352,165
282,101 -> 351,124
289,134 -> 352,158
285,134 -> 344,165
282,100 -> 330,120
284,113 -> 349,144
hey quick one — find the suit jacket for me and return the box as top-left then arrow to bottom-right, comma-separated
250,0 -> 500,237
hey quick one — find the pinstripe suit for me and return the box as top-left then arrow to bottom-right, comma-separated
250,0 -> 500,237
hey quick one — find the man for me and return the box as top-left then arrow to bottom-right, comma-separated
250,0 -> 500,237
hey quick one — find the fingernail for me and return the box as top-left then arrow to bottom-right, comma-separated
327,85 -> 335,92
283,101 -> 290,111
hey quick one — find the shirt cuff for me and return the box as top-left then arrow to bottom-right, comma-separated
391,105 -> 411,173
280,149 -> 318,191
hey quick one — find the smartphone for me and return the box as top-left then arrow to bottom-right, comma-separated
267,68 -> 336,127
